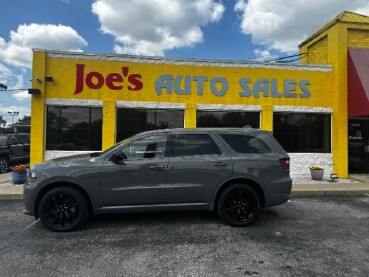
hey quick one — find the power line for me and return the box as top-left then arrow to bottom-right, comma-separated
265,52 -> 308,63
0,88 -> 29,92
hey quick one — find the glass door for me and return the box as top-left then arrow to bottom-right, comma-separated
348,119 -> 369,173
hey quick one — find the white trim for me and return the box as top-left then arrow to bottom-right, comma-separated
39,49 -> 333,72
197,104 -> 261,111
116,101 -> 185,109
46,98 -> 103,107
44,151 -> 99,161
273,105 -> 333,113
289,153 -> 333,179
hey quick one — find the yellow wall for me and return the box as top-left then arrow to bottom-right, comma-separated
43,57 -> 333,107
307,36 -> 328,64
31,51 -> 333,166
300,20 -> 369,178
30,51 -> 46,166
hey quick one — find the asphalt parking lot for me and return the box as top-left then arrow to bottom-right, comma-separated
0,196 -> 368,277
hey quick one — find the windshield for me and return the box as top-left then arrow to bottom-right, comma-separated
91,137 -> 132,158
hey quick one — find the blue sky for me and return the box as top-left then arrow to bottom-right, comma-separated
1,0 -> 368,125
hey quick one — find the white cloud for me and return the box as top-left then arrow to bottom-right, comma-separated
252,48 -> 287,62
0,63 -> 12,79
12,75 -> 31,101
235,0 -> 369,52
0,105 -> 31,125
92,0 -> 225,56
12,90 -> 30,101
0,24 -> 87,68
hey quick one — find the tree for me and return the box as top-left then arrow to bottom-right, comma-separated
0,116 -> 6,127
15,115 -> 31,133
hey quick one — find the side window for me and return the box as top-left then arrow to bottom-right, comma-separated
122,135 -> 167,159
172,134 -> 219,157
18,135 -> 30,144
8,137 -> 19,145
220,134 -> 271,153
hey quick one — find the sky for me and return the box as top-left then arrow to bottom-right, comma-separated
1,0 -> 369,126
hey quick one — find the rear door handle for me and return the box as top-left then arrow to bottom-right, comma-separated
150,165 -> 164,170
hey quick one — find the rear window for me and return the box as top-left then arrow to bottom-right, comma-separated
220,134 -> 271,153
18,134 -> 30,144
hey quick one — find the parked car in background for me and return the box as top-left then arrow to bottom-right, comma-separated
23,128 -> 292,231
0,133 -> 30,173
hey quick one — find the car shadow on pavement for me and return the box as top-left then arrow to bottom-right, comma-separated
27,207 -> 285,233
82,208 -> 283,230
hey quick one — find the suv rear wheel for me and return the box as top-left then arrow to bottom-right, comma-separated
0,157 -> 8,173
38,186 -> 88,232
218,184 -> 260,227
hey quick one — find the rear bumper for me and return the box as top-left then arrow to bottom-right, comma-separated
264,194 -> 290,207
264,177 -> 292,207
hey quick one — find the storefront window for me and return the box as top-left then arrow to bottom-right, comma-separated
273,113 -> 331,153
116,109 -> 184,142
46,106 -> 102,150
197,111 -> 260,128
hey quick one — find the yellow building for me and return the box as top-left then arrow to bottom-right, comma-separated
29,11 -> 369,178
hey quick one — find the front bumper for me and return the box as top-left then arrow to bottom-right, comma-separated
23,180 -> 37,217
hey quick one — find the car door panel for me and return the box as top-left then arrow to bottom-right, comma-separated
166,133 -> 232,204
166,155 -> 232,204
100,134 -> 168,207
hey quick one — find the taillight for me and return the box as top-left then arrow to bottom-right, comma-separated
279,158 -> 290,170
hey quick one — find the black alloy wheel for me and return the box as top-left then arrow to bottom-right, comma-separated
38,186 -> 88,232
0,157 -> 8,173
218,184 -> 260,227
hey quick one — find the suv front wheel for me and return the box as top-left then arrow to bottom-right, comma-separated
38,186 -> 88,232
218,184 -> 260,227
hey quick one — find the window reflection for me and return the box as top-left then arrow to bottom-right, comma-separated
172,134 -> 219,156
46,106 -> 102,151
273,113 -> 331,153
197,111 -> 260,128
122,135 -> 167,159
116,109 -> 184,142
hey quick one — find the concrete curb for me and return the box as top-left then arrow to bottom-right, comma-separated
291,190 -> 369,197
0,194 -> 23,200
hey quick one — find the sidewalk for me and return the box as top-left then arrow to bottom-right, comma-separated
1,172 -> 369,200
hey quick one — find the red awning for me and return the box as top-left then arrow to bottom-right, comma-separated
348,47 -> 369,117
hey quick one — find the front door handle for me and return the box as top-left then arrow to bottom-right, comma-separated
150,165 -> 164,170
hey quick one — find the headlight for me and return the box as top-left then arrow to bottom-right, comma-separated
28,170 -> 37,182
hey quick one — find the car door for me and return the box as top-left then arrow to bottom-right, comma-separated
166,133 -> 233,205
100,134 -> 169,206
17,134 -> 30,160
8,136 -> 23,163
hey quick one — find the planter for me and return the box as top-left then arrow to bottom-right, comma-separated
310,169 -> 324,181
11,170 -> 27,184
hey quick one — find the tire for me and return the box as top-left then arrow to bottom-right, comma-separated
218,184 -> 260,227
38,186 -> 88,232
0,157 -> 9,173
0,157 -> 8,174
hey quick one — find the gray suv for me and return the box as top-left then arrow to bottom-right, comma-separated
23,128 -> 292,231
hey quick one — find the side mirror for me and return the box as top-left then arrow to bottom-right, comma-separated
111,151 -> 127,163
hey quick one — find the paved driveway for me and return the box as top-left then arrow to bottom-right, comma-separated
0,196 -> 368,277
